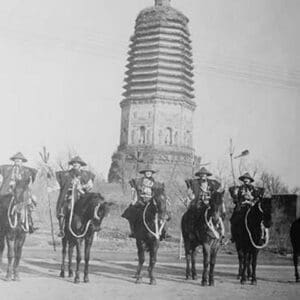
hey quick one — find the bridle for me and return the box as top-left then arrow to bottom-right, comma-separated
245,200 -> 270,249
7,190 -> 29,232
204,203 -> 225,240
68,182 -> 100,238
142,194 -> 166,240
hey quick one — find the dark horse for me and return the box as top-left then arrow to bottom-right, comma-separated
232,197 -> 272,285
181,191 -> 225,286
59,192 -> 113,283
290,218 -> 300,282
124,183 -> 167,285
0,183 -> 32,280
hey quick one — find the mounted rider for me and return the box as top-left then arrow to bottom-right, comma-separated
229,172 -> 265,243
56,156 -> 95,237
185,167 -> 225,241
122,163 -> 169,239
0,152 -> 37,233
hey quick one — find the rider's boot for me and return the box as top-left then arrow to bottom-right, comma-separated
129,221 -> 135,238
57,216 -> 65,238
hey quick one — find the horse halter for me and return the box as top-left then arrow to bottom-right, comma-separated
142,193 -> 166,240
245,200 -> 270,249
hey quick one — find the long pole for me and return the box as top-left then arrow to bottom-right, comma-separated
229,139 -> 236,186
39,147 -> 56,251
47,183 -> 56,251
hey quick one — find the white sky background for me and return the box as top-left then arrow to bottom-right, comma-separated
0,0 -> 299,187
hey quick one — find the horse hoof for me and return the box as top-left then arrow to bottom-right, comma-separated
251,280 -> 257,286
59,271 -> 65,278
236,275 -> 241,280
201,280 -> 208,287
185,275 -> 190,280
68,270 -> 74,278
74,277 -> 80,284
13,274 -> 20,281
5,273 -> 12,281
209,280 -> 215,287
192,275 -> 198,280
150,278 -> 156,285
240,280 -> 246,285
84,276 -> 89,283
135,278 -> 143,284
296,278 -> 300,283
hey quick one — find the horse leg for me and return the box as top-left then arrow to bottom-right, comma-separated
247,256 -> 252,281
135,240 -> 145,284
237,247 -> 243,280
68,240 -> 75,278
0,231 -> 5,271
12,230 -> 26,281
59,236 -> 67,278
201,243 -> 210,286
5,233 -> 14,281
209,241 -> 219,286
184,239 -> 192,280
251,250 -> 258,285
74,239 -> 82,284
293,252 -> 299,282
83,233 -> 94,283
191,247 -> 197,280
240,251 -> 249,285
148,240 -> 159,285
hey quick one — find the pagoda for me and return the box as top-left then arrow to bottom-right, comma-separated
108,0 -> 200,184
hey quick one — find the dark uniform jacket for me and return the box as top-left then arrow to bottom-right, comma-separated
56,168 -> 95,217
129,177 -> 155,204
0,165 -> 37,198
185,178 -> 221,206
229,184 -> 264,206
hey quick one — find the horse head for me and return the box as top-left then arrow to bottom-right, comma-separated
256,197 -> 272,228
208,190 -> 225,223
93,193 -> 115,223
151,182 -> 167,222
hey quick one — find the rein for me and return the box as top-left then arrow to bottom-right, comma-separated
245,202 -> 269,249
7,195 -> 29,232
142,200 -> 166,240
68,183 -> 92,238
204,207 -> 224,239
8,196 -> 18,229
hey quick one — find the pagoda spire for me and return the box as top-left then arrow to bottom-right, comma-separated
155,0 -> 170,6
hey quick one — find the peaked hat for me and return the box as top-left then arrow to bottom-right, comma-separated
10,152 -> 28,162
195,167 -> 212,177
239,172 -> 254,183
68,156 -> 87,167
139,163 -> 157,174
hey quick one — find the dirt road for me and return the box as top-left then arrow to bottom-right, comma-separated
0,246 -> 299,300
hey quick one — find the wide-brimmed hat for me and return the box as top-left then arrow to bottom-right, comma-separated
195,167 -> 212,177
68,156 -> 87,167
139,163 -> 157,174
10,152 -> 27,162
239,172 -> 254,183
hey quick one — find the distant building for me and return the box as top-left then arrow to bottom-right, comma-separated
108,0 -> 200,184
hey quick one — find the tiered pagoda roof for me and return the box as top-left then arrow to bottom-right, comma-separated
122,0 -> 195,108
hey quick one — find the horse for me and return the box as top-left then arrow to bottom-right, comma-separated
232,197 -> 272,285
0,183 -> 32,281
181,191 -> 225,286
59,191 -> 113,284
290,218 -> 300,282
129,183 -> 167,285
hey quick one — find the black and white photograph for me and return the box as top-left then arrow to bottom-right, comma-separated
0,0 -> 299,299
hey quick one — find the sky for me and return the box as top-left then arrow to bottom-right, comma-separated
0,0 -> 299,187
